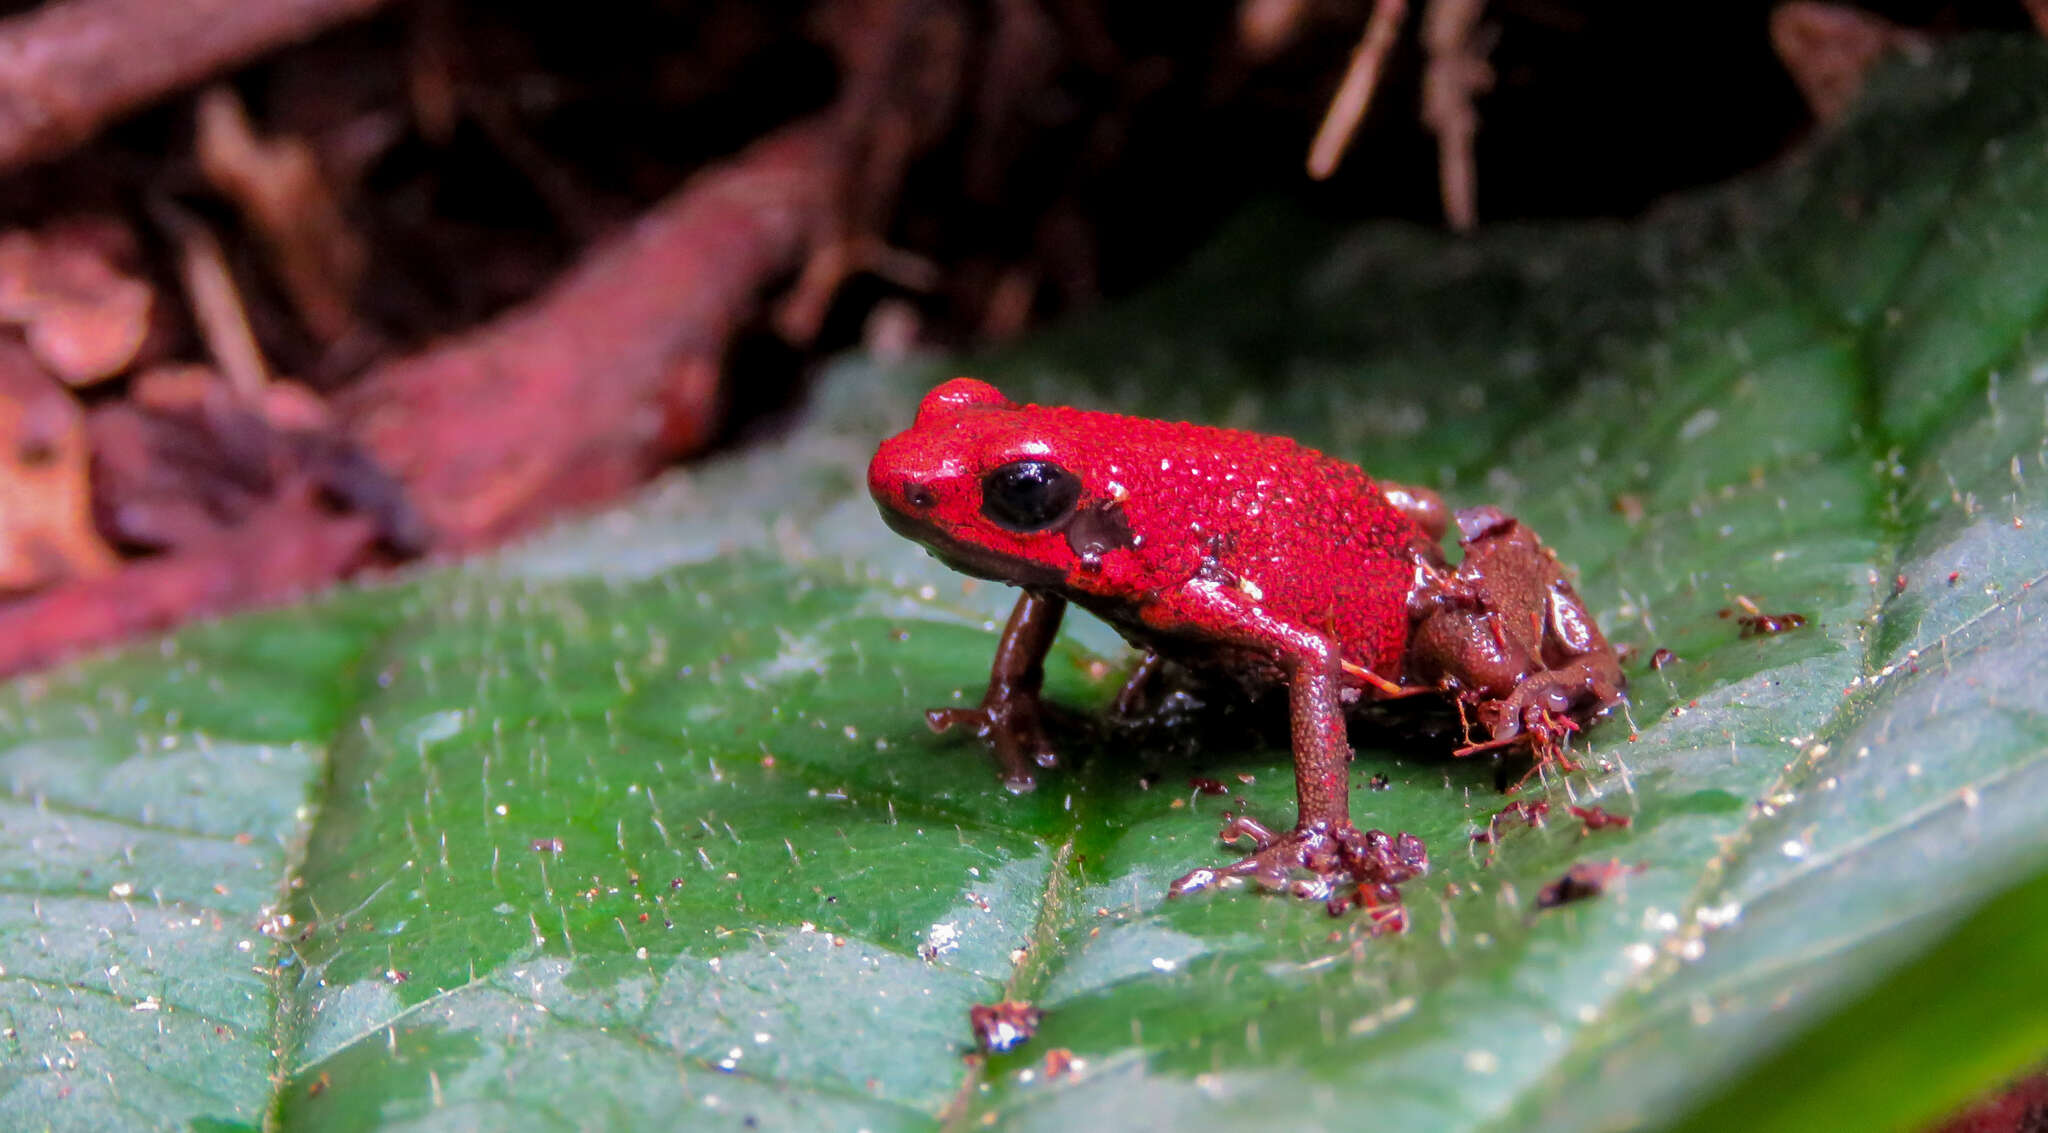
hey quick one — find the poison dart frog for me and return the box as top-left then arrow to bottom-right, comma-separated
868,378 -> 1624,910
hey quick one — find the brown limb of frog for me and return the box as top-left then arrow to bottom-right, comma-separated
926,590 -> 1067,792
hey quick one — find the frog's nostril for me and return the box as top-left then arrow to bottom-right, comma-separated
905,482 -> 937,510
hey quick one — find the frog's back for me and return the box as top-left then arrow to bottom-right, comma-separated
1045,404 -> 1422,676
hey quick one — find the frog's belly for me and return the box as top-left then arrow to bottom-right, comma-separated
1079,600 -> 1289,697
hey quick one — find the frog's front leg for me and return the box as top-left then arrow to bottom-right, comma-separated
1156,582 -> 1426,909
928,590 -> 1066,792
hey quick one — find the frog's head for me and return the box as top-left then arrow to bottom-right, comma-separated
869,377 -> 1135,589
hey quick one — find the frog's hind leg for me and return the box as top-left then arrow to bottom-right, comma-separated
1111,651 -> 1167,718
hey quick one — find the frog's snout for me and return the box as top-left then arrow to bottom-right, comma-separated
867,434 -> 931,514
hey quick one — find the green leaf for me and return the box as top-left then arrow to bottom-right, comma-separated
5,36 -> 2048,1132
1669,854 -> 2048,1133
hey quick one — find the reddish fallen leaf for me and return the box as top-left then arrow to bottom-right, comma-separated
1929,1069 -> 2048,1133
0,486 -> 376,678
89,367 -> 418,555
339,115 -> 842,549
0,221 -> 153,385
0,339 -> 115,590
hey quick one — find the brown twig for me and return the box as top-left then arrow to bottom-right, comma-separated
1307,0 -> 1409,180
196,85 -> 366,344
338,115 -> 843,549
1420,0 -> 1494,232
0,0 -> 399,171
0,339 -> 115,590
151,200 -> 272,400
0,0 -> 397,171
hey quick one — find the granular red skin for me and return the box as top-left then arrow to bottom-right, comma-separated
867,379 -> 1420,681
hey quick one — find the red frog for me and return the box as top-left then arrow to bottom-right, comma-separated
868,378 -> 1623,906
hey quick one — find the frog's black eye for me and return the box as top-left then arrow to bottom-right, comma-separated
980,460 -> 1082,532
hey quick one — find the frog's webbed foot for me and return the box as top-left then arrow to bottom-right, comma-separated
927,696 -> 1062,792
1170,816 -> 1428,925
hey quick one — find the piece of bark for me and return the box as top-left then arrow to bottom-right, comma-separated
0,0 -> 396,171
0,339 -> 115,591
0,486 -> 377,679
339,116 -> 842,549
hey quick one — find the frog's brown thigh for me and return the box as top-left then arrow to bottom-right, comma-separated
928,590 -> 1066,791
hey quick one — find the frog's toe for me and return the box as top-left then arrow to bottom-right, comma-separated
1170,819 -> 1428,921
926,702 -> 1061,790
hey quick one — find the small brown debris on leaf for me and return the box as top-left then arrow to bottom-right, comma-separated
1738,612 -> 1808,638
968,1000 -> 1043,1055
1536,859 -> 1639,909
1042,1047 -> 1078,1080
1650,647 -> 1678,669
0,222 -> 153,386
1472,799 -> 1548,844
0,341 -> 116,590
1567,803 -> 1632,832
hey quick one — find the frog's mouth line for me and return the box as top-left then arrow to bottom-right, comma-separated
877,505 -> 1067,591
